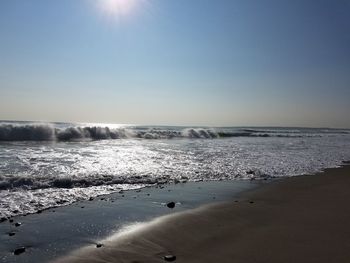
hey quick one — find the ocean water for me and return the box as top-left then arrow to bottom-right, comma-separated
1,121 -> 350,218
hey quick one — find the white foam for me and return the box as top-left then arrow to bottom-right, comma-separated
1,123 -> 350,218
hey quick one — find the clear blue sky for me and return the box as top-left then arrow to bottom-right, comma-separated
0,0 -> 349,127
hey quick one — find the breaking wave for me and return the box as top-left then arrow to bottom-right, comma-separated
0,123 -> 345,141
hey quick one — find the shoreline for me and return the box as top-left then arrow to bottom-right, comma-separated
0,179 -> 260,263
53,163 -> 350,263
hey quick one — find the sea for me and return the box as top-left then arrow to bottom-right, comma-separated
1,121 -> 350,218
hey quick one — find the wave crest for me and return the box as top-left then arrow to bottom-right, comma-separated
1,123 -> 345,141
0,124 -> 55,141
0,124 -> 224,141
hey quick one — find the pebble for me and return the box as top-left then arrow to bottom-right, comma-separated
96,243 -> 103,248
15,222 -> 22,227
56,199 -> 67,205
0,217 -> 7,223
163,255 -> 176,262
166,202 -> 176,209
14,247 -> 26,255
8,232 -> 16,236
56,200 -> 67,205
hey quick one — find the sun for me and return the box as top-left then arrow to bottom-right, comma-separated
99,0 -> 138,16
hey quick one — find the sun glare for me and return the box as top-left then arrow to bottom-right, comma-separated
99,0 -> 138,16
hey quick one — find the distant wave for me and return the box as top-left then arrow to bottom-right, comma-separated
0,124 -> 347,141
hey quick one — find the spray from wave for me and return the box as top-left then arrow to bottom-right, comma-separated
0,124 -> 219,141
1,123 -> 343,141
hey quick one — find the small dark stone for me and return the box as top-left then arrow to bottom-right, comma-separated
100,198 -> 105,201
166,202 -> 176,209
56,199 -> 67,205
247,170 -> 255,175
12,210 -> 19,214
0,217 -> 7,223
9,219 -> 14,223
14,247 -> 26,255
96,243 -> 103,248
37,210 -> 42,214
8,232 -> 16,236
15,222 -> 22,227
81,206 -> 85,209
89,197 -> 94,201
147,193 -> 150,196
249,201 -> 254,204
163,255 -> 176,262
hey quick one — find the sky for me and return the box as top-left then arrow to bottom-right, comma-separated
0,0 -> 349,128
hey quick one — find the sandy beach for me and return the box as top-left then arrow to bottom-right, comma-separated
53,164 -> 350,263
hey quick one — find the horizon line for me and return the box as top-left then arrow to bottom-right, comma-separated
0,119 -> 348,130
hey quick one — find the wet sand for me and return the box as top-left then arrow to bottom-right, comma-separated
54,164 -> 350,263
0,180 -> 259,263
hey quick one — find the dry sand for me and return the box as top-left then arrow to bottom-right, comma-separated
54,165 -> 350,263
